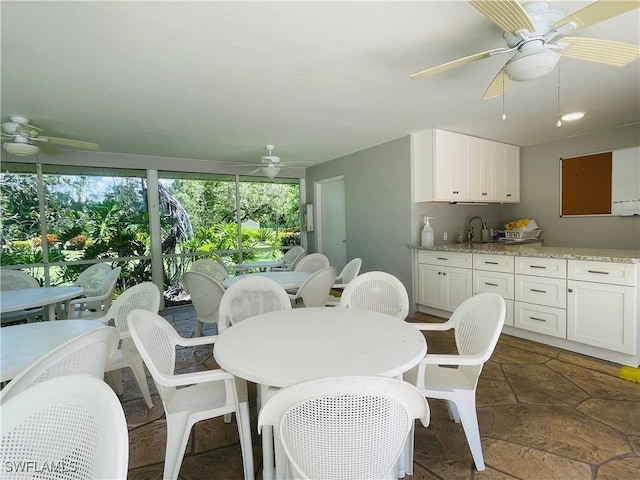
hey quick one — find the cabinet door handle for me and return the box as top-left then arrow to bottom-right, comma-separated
437,257 -> 448,261
529,316 -> 546,322
587,270 -> 609,275
530,265 -> 547,269
506,193 -> 512,197
530,289 -> 547,293
484,261 -> 498,265
568,288 -> 573,293
485,282 -> 498,286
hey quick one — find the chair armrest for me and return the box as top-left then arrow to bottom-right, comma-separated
157,368 -> 233,387
410,321 -> 454,332
175,335 -> 218,347
422,353 -> 485,366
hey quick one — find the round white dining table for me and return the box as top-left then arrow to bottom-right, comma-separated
222,271 -> 311,290
213,307 -> 427,480
234,260 -> 285,273
0,319 -> 106,382
0,286 -> 85,321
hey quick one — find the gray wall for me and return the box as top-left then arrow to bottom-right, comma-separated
305,136 -> 415,301
503,124 -> 640,249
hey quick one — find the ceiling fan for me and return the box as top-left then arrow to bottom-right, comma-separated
1,115 -> 100,156
410,0 -> 640,99
238,145 -> 312,179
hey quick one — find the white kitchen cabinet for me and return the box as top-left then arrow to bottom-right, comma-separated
473,253 -> 515,326
515,302 -> 567,338
567,260 -> 638,355
433,129 -> 470,201
493,141 -> 520,203
416,251 -> 472,313
413,129 -> 520,203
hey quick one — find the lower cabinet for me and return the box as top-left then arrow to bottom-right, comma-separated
416,251 -> 472,313
415,250 -> 639,365
567,261 -> 638,355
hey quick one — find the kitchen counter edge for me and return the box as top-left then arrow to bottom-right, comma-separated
410,244 -> 640,263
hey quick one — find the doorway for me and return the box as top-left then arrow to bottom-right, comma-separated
315,176 -> 346,271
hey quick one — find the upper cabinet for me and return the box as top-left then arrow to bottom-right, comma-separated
413,129 -> 520,203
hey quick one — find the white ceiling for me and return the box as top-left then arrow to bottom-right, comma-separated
1,1 -> 639,170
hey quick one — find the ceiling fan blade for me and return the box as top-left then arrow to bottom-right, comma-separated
469,0 -> 535,36
410,48 -> 506,79
482,67 -> 512,100
558,37 -> 640,66
15,123 -> 43,138
39,136 -> 100,150
554,0 -> 640,33
249,167 -> 263,174
36,141 -> 61,155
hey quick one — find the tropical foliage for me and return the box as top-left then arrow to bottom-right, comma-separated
1,170 -> 301,293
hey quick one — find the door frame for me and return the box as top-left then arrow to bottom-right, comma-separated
314,175 -> 345,258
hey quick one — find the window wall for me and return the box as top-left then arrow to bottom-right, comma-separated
1,161 -> 303,305
158,171 -> 301,300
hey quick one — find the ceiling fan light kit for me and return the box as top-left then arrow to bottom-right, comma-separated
504,47 -> 560,81
3,142 -> 39,156
262,166 -> 282,179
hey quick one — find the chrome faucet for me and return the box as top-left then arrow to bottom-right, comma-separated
466,216 -> 488,242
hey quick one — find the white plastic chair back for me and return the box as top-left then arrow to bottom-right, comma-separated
74,263 -> 113,296
337,271 -> 410,320
127,309 -> 254,480
0,326 -> 119,404
258,376 -> 430,480
290,266 -> 337,308
1,375 -> 129,480
327,258 -> 363,306
73,266 -> 122,316
335,258 -> 362,286
191,258 -> 228,283
0,269 -> 43,323
405,292 -> 506,472
271,246 -> 306,271
218,276 -> 292,332
294,253 -> 330,273
181,270 -> 225,337
0,269 -> 40,290
98,282 -> 161,408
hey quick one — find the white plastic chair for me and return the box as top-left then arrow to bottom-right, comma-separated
0,269 -> 43,323
74,262 -> 113,298
258,375 -> 430,480
97,281 -> 161,409
1,375 -> 129,480
0,326 -> 119,404
337,271 -> 410,320
404,292 -> 506,472
191,257 -> 229,283
293,252 -> 330,273
182,270 -> 226,337
127,309 -> 255,480
289,266 -> 337,308
326,257 -> 362,306
271,246 -> 306,271
71,266 -> 122,318
218,276 -> 292,333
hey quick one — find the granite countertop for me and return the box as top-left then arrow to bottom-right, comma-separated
411,242 -> 640,263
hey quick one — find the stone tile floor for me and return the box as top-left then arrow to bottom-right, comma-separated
121,306 -> 640,480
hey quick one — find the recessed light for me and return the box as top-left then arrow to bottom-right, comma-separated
560,111 -> 585,121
